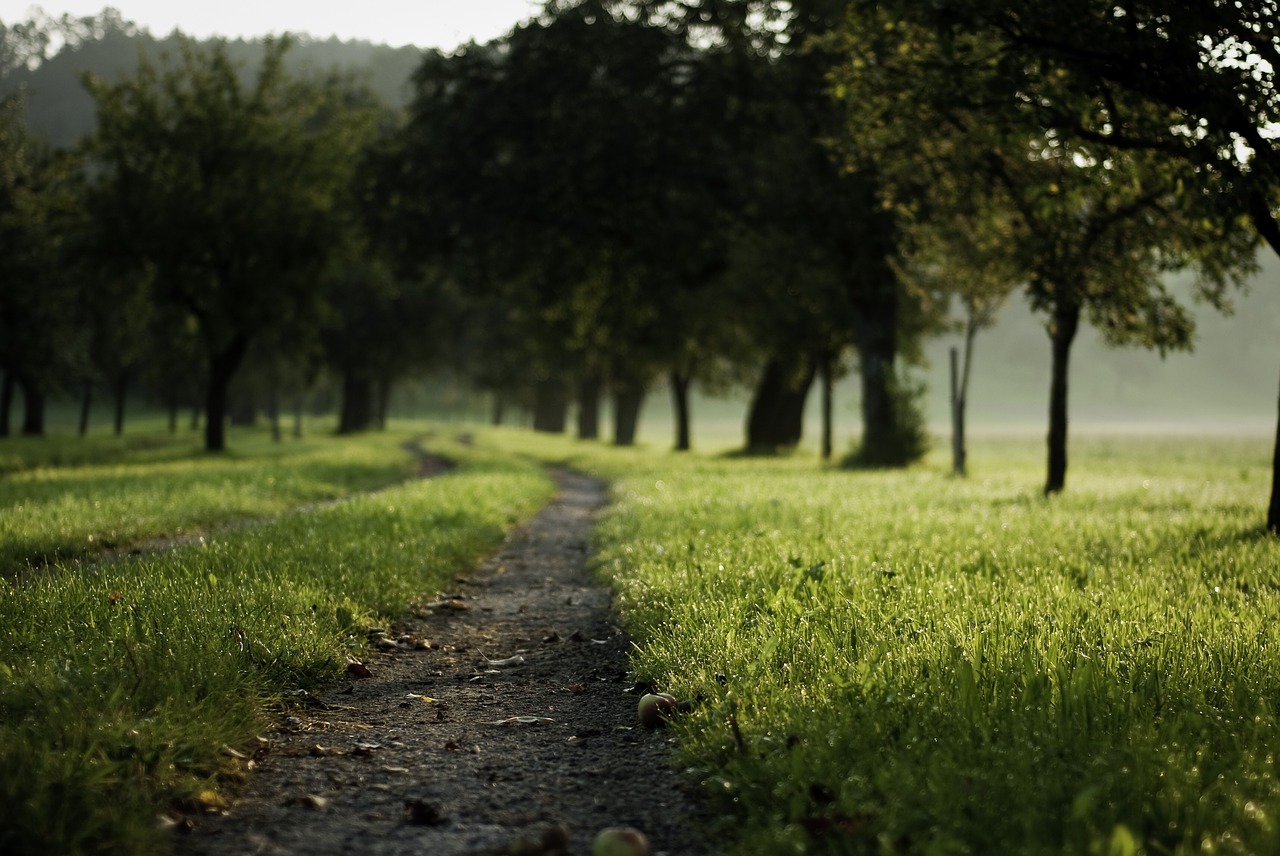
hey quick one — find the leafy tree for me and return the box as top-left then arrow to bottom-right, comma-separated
392,1 -> 734,446
82,37 -> 375,451
829,7 -> 1259,493
842,0 -> 1280,526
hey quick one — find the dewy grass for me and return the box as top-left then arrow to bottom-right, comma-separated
499,429 -> 1280,855
0,430 -> 422,574
0,430 -> 552,856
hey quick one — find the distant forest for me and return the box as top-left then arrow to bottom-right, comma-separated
3,2 -> 1280,525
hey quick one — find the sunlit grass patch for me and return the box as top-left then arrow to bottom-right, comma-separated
500,428 -> 1280,855
0,429 -> 552,856
0,430 -> 422,574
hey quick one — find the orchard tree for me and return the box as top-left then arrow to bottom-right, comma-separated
83,37 -> 375,451
392,1 -> 734,446
829,7 -> 1259,493
834,0 -> 1280,528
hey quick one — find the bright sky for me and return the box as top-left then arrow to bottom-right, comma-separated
0,1 -> 546,50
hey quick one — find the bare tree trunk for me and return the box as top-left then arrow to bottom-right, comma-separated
339,373 -> 377,434
0,371 -> 12,437
268,388 -> 282,443
293,396 -> 305,439
1045,296 -> 1081,495
79,382 -> 93,437
20,375 -> 44,437
670,370 -> 692,452
491,394 -> 505,426
113,374 -> 127,436
819,352 -> 834,462
613,381 -> 645,447
532,379 -> 568,433
745,354 -> 815,453
577,376 -> 601,440
1269,368 -> 1280,534
205,335 -> 249,453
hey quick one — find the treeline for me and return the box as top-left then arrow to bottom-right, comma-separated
2,1 -> 1279,528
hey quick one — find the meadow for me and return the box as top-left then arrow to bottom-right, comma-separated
0,427 -> 553,855
2,424 -> 1278,855
528,432 -> 1279,856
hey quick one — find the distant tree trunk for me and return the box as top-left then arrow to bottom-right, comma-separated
950,347 -> 965,477
491,394 -> 505,426
670,370 -> 692,452
577,375 -> 601,440
376,375 -> 392,430
1045,295 -> 1081,495
79,382 -> 93,437
339,372 -> 377,434
613,380 -> 645,447
745,354 -> 816,453
20,376 -> 44,436
1269,369 -> 1280,534
205,335 -> 250,453
113,374 -> 128,436
818,352 -> 834,462
0,372 -> 12,437
168,400 -> 179,434
851,284 -> 899,464
268,388 -> 282,443
293,395 -> 305,439
532,379 -> 568,433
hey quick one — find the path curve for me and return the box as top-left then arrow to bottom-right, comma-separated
185,467 -> 708,856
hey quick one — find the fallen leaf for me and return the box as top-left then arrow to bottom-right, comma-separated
299,794 -> 328,811
346,662 -> 373,679
483,715 -> 555,726
481,652 -> 527,668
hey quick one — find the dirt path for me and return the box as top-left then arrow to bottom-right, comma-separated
185,468 -> 709,856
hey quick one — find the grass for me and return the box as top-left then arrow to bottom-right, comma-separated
0,426 -> 554,856
4,423 -> 1278,855
495,429 -> 1280,855
0,430 -> 422,575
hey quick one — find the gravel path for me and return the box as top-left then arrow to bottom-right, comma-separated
184,467 -> 710,856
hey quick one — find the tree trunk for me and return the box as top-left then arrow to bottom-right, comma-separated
491,394 -> 505,426
819,352 -> 834,462
113,374 -> 128,436
613,381 -> 645,447
950,347 -> 965,477
79,382 -> 93,437
1045,296 -> 1081,495
20,376 -> 44,436
745,354 -> 815,453
293,395 -> 305,439
532,379 -> 568,434
268,388 -> 282,443
168,401 -> 179,434
670,370 -> 692,452
339,372 -> 377,434
577,375 -> 601,440
376,375 -> 392,430
0,371 -> 12,437
1269,368 -> 1280,534
205,335 -> 250,453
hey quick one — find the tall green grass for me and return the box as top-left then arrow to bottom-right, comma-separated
0,430 -> 421,574
504,430 -> 1280,855
0,428 -> 553,856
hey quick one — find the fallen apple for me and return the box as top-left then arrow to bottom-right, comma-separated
637,693 -> 677,728
592,826 -> 650,856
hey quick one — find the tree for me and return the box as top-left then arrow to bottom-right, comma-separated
829,7 -> 1259,493
391,2 -> 735,446
83,37 -> 374,451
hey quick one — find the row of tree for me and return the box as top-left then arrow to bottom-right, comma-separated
2,2 -> 1278,531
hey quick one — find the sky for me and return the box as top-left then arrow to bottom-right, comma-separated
0,1 -> 546,50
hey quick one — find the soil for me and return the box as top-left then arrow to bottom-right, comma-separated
182,467 -> 712,856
